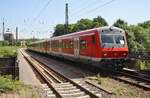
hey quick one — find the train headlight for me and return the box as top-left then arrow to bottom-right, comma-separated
123,53 -> 126,56
103,53 -> 107,57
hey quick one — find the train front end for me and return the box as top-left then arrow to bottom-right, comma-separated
98,27 -> 128,68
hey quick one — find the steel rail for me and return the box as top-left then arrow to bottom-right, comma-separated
30,54 -> 101,98
20,50 -> 63,98
23,49 -> 117,98
110,69 -> 150,90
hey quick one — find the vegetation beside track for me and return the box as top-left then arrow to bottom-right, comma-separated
0,75 -> 39,98
0,46 -> 21,57
136,60 -> 150,70
89,74 -> 150,98
0,75 -> 19,92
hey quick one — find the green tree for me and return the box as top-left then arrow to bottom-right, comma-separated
138,20 -> 150,28
113,19 -> 128,29
76,19 -> 93,31
71,24 -> 78,32
126,25 -> 150,52
92,16 -> 108,27
53,24 -> 65,36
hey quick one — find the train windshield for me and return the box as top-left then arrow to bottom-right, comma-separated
100,29 -> 125,48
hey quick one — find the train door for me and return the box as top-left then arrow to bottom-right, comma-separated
74,37 -> 79,58
90,34 -> 96,58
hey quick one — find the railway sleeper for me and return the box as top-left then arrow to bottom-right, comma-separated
60,92 -> 88,98
54,86 -> 77,91
78,81 -> 112,98
40,84 -> 56,98
51,83 -> 91,98
57,89 -> 81,94
52,82 -> 74,88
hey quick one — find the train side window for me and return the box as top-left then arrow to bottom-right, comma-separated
63,42 -> 65,48
91,35 -> 95,44
51,41 -> 53,48
64,42 -> 67,48
69,41 -> 73,48
56,41 -> 59,48
62,41 -> 64,48
66,42 -> 69,48
59,42 -> 61,48
80,40 -> 86,49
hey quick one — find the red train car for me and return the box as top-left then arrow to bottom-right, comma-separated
28,26 -> 128,69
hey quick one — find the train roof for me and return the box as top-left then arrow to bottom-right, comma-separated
29,40 -> 46,45
51,26 -> 124,39
29,26 -> 124,44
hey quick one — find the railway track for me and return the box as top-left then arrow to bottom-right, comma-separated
123,68 -> 150,80
26,49 -> 150,91
20,49 -> 116,98
109,68 -> 150,90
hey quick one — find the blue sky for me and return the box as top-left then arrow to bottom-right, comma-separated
0,0 -> 149,39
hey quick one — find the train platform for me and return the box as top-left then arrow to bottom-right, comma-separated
17,49 -> 41,85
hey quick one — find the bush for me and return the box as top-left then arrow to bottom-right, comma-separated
136,60 -> 150,70
0,46 -> 19,57
0,75 -> 21,92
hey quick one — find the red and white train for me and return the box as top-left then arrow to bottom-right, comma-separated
28,26 -> 128,69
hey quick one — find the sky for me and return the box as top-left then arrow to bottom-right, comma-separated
0,0 -> 149,39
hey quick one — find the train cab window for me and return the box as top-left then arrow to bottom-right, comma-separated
80,40 -> 86,49
115,35 -> 125,45
101,35 -> 113,44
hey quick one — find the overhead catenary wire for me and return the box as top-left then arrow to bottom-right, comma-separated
70,0 -> 101,16
24,0 -> 53,39
70,0 -> 116,21
69,0 -> 89,11
33,0 -> 53,23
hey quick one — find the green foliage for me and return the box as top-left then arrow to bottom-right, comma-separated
53,24 -> 65,36
113,19 -> 150,53
96,73 -> 104,85
136,60 -> 150,70
0,75 -> 21,92
0,41 -> 21,46
76,19 -> 93,31
113,19 -> 128,29
53,16 -> 108,36
138,20 -> 150,28
92,16 -> 108,27
0,46 -> 20,57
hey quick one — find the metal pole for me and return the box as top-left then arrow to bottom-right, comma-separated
16,27 -> 18,42
65,3 -> 69,34
2,17 -> 5,40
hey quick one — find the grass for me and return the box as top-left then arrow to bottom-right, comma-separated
136,60 -> 150,70
0,75 -> 21,93
0,46 -> 20,57
0,75 -> 39,98
88,74 -> 145,98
